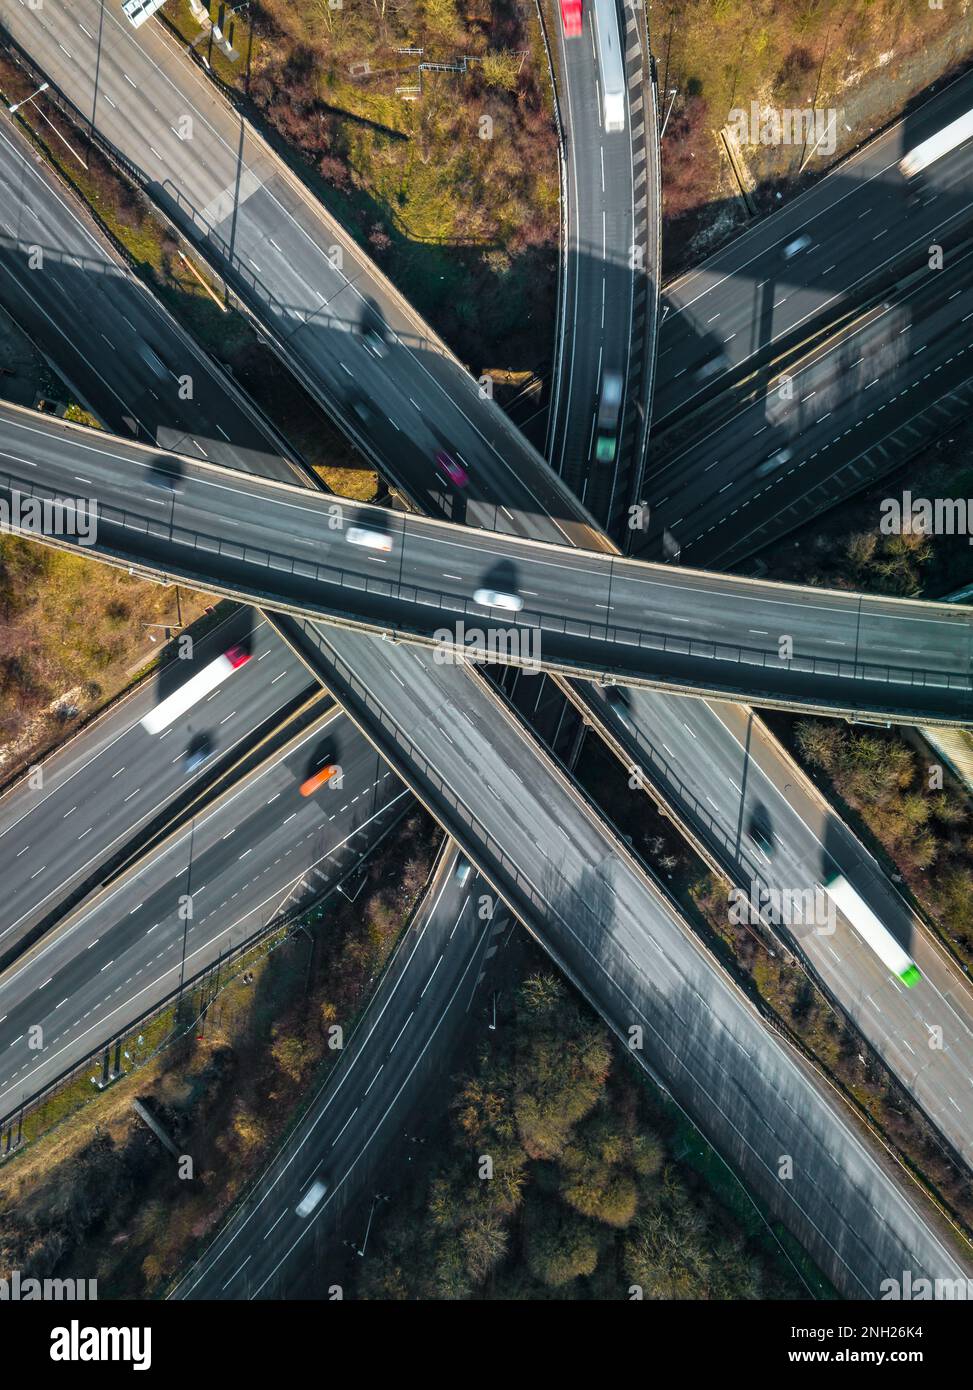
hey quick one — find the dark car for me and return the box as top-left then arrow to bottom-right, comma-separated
605,688 -> 630,723
348,391 -> 377,426
747,812 -> 775,856
183,733 -> 213,773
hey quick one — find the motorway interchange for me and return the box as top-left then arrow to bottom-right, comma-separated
0,0 -> 971,1309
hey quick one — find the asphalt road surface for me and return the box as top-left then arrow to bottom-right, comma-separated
1,0 -> 612,553
546,1 -> 637,529
0,608 -> 311,956
3,0 -> 967,1295
1,403 -> 968,723
0,706 -> 408,1121
637,237 -> 973,568
653,65 -> 973,421
276,615 -> 973,1299
581,684 -> 973,1172
174,844 -> 500,1299
0,114 -> 305,480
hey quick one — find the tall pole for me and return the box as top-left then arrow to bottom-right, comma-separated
660,89 -> 679,140
661,12 -> 674,109
177,819 -> 196,1013
800,24 -> 833,174
357,1195 -> 383,1257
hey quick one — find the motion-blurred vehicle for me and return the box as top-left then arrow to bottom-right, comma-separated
362,326 -> 389,359
899,108 -> 973,179
693,352 -> 728,382
147,463 -> 179,488
560,0 -> 582,36
183,733 -> 213,773
454,857 -> 473,886
593,0 -> 625,131
595,371 -> 623,462
348,392 -> 377,426
141,646 -> 250,736
346,525 -> 393,553
746,814 -> 775,856
295,1176 -> 328,1217
757,447 -> 792,476
473,587 -> 524,612
782,233 -> 812,259
137,342 -> 169,377
435,450 -> 468,488
300,763 -> 339,796
605,688 -> 630,722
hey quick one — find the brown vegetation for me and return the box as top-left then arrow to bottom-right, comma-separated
754,442 -> 973,599
0,538 -> 208,776
655,0 -> 973,271
166,0 -> 559,375
0,809 -> 439,1294
793,719 -> 973,961
354,970 -> 802,1298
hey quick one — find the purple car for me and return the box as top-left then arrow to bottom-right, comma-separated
435,450 -> 468,488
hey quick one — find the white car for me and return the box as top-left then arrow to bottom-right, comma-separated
295,1177 -> 328,1218
473,587 -> 524,612
346,525 -> 393,553
782,233 -> 812,259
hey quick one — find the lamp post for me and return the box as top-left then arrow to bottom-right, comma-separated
660,88 -> 679,139
9,81 -> 88,168
9,81 -> 49,115
356,1194 -> 384,1257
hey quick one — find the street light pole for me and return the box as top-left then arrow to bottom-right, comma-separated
9,81 -> 49,115
9,81 -> 88,168
356,1194 -> 383,1257
660,88 -> 679,139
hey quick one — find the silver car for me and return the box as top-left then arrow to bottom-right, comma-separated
782,233 -> 812,259
295,1177 -> 328,1218
473,587 -> 524,612
757,447 -> 793,477
346,525 -> 393,553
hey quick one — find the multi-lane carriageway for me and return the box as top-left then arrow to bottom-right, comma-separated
273,614 -> 973,1301
1,0 -> 973,1301
1,401 -> 970,726
0,609 -> 322,958
0,697 -> 411,1123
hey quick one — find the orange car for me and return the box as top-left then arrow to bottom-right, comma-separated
300,763 -> 339,796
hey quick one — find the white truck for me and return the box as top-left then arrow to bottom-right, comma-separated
899,108 -> 973,178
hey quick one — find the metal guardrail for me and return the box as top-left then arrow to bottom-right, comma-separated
624,0 -> 662,531
1,463 -> 969,725
0,796 -> 412,1147
563,683 -> 973,1218
534,0 -> 570,468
